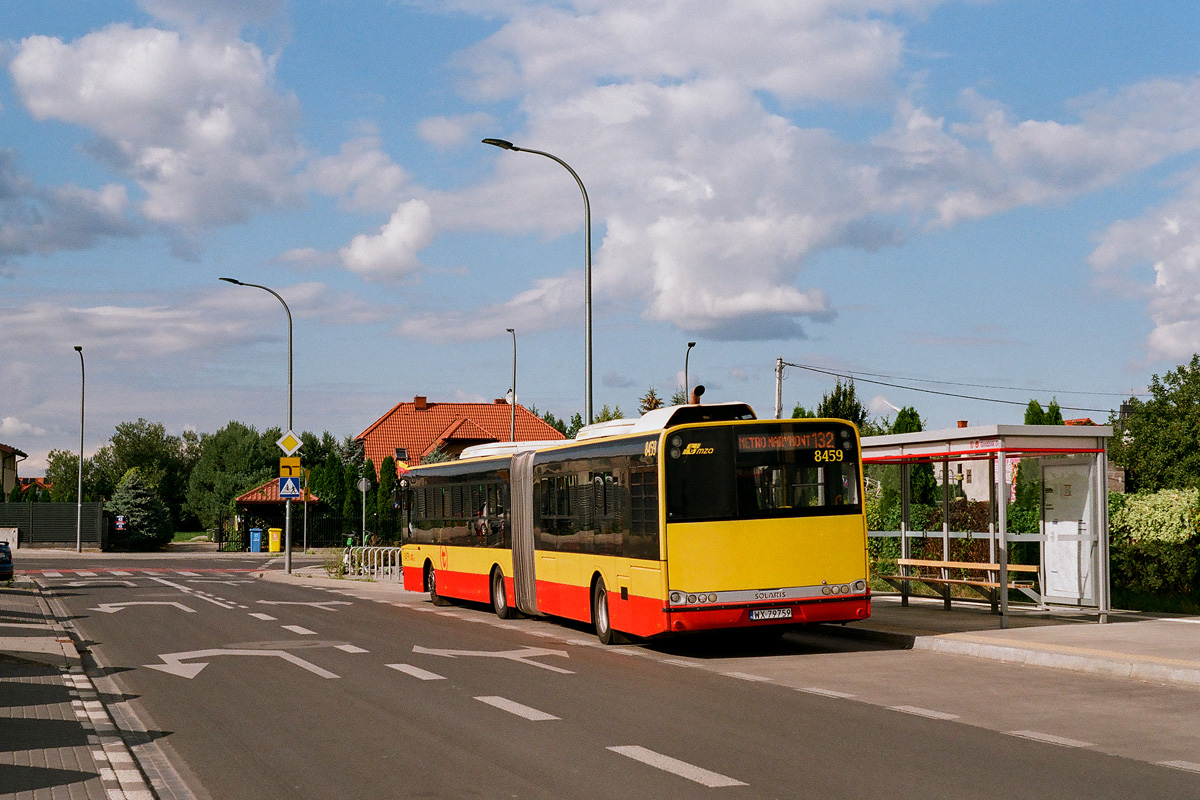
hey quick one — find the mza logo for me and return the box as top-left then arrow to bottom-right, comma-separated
682,442 -> 715,456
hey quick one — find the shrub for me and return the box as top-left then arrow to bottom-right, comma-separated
106,468 -> 174,550
1109,489 -> 1200,596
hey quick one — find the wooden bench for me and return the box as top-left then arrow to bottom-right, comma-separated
878,558 -> 1041,612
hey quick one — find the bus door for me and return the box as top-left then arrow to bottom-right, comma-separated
511,450 -> 540,615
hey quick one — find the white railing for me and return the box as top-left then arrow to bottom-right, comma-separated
342,546 -> 403,582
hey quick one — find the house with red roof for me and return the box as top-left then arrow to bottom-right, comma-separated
356,395 -> 565,468
1,442 -> 27,499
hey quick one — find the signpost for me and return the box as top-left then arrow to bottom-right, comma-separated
276,438 -> 302,568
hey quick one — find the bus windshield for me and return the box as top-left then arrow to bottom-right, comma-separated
664,421 -> 861,523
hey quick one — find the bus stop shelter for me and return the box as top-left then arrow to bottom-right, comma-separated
861,423 -> 1113,624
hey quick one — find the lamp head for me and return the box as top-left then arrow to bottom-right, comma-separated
482,138 -> 517,150
506,328 -> 515,334
74,345 -> 82,352
687,341 -> 696,348
219,277 -> 243,285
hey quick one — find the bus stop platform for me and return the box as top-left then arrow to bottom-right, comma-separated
825,593 -> 1200,688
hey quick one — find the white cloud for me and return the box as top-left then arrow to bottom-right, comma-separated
338,200 -> 434,282
425,4 -> 1200,344
10,20 -> 303,230
417,112 -> 494,150
303,134 -> 411,212
398,273 -> 579,340
1089,169 -> 1200,361
0,417 -> 47,438
0,150 -> 139,259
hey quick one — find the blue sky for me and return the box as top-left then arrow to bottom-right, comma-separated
4,0 -> 1200,474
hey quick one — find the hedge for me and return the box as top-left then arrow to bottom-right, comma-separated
1109,489 -> 1200,597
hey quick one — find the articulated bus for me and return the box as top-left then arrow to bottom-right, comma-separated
399,402 -> 870,643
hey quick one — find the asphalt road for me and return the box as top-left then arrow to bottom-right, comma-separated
23,553 -> 1200,800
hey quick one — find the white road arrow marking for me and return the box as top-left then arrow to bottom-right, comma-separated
144,649 -> 339,679
90,602 -> 196,614
411,645 -> 573,674
256,601 -> 353,611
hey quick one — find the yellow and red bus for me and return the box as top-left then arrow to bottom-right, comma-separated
400,403 -> 870,643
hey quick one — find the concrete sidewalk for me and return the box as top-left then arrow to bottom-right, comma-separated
844,593 -> 1200,688
1,577 -> 156,800
266,567 -> 1200,689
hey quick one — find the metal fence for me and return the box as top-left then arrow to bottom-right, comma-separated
0,502 -> 107,548
342,546 -> 404,582
229,513 -> 402,552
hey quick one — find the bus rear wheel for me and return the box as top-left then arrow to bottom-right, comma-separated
426,563 -> 449,606
592,577 -> 616,645
491,568 -> 514,619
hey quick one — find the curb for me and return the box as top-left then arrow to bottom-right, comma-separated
912,635 -> 1200,687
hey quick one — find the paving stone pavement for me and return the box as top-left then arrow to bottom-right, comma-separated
1,579 -> 155,800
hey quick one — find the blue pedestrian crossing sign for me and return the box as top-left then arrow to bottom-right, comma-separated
278,477 -> 302,498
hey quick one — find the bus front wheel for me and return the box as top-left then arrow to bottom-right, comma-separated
592,577 -> 616,645
426,563 -> 449,606
491,568 -> 514,619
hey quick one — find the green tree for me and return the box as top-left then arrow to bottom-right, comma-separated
8,483 -> 22,503
185,422 -> 274,533
1025,399 -> 1064,426
791,404 -> 816,419
890,407 -> 938,505
594,404 -> 624,422
816,378 -> 869,429
1111,354 -> 1200,491
566,413 -> 584,438
106,468 -> 173,550
670,388 -> 689,405
109,418 -> 195,529
638,388 -> 664,414
377,455 -> 398,540
44,447 -> 118,502
313,451 -> 345,513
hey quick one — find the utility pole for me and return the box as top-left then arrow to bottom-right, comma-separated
775,357 -> 783,419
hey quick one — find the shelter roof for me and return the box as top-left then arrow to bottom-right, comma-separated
234,478 -> 319,505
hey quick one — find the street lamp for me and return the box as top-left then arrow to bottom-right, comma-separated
483,138 -> 594,424
220,277 -> 295,574
507,328 -> 517,442
684,341 -> 696,402
74,346 -> 84,553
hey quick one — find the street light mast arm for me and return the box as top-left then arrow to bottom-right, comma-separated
481,139 -> 594,424
220,278 -> 293,432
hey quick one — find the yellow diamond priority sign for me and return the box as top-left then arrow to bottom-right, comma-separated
276,430 -> 302,456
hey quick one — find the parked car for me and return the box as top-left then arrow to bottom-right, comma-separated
0,542 -> 12,581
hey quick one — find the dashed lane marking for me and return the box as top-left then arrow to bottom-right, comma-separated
386,663 -> 445,681
799,687 -> 857,699
1159,760 -> 1200,773
249,612 -> 277,621
281,625 -> 317,635
336,644 -> 369,653
891,705 -> 960,721
474,696 -> 559,721
607,746 -> 746,788
1008,730 -> 1094,748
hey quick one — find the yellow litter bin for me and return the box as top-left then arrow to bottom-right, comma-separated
268,527 -> 282,553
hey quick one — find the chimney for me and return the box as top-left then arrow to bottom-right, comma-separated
957,420 -> 967,428
689,384 -> 706,405
414,396 -> 427,410
494,398 -> 507,404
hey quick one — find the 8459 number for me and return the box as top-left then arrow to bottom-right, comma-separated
814,449 -> 844,462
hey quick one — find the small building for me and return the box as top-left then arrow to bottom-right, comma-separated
1,443 -> 27,499
356,395 -> 566,468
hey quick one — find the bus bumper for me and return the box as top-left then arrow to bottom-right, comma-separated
664,594 -> 871,633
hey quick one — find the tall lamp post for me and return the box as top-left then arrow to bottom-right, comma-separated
684,342 -> 696,402
507,328 -> 517,442
74,346 -> 84,553
483,138 -> 594,424
220,277 -> 295,574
